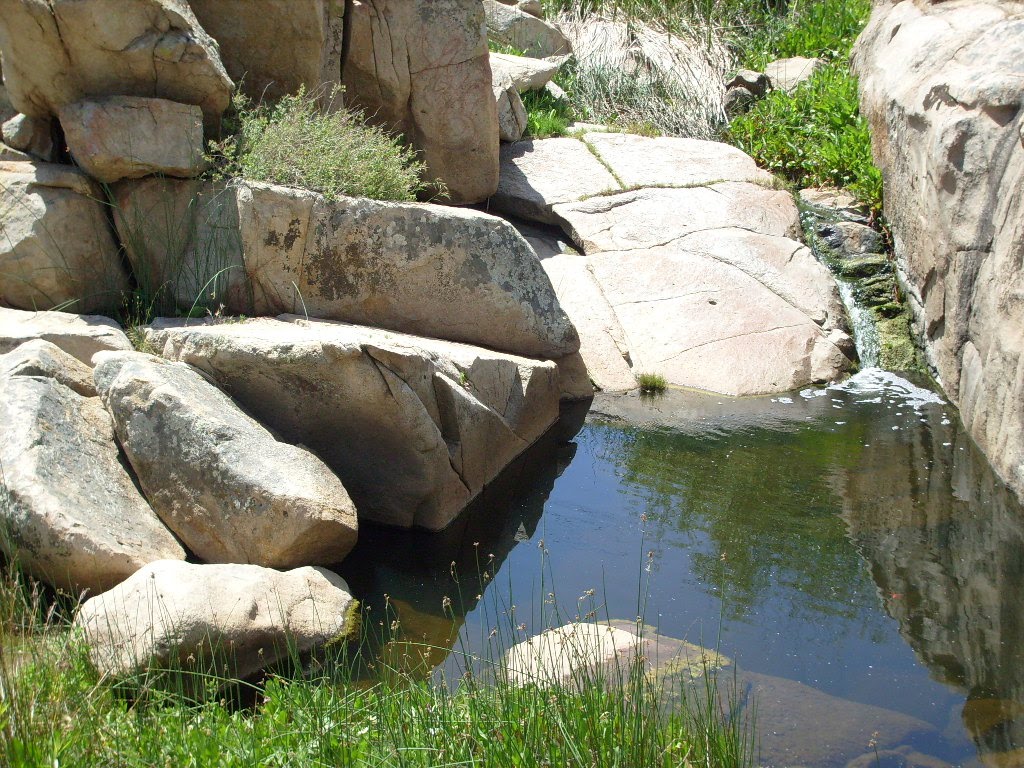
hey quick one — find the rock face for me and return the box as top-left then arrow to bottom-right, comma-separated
111,178 -> 246,313
493,134 -> 855,396
59,97 -> 206,183
1,114 -> 56,161
491,138 -> 620,225
0,0 -> 233,130
854,0 -> 1024,498
188,0 -> 345,103
493,69 -> 528,142
0,161 -> 129,313
0,338 -> 97,396
74,560 -> 356,681
93,351 -> 358,568
343,0 -> 499,204
0,307 -> 133,364
0,373 -> 184,595
519,224 -> 635,394
483,0 -> 571,58
145,316 -> 561,530
763,56 -> 823,93
489,52 -> 565,92
114,178 -> 580,359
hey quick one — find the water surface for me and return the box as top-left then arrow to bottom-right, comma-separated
339,369 -> 1024,767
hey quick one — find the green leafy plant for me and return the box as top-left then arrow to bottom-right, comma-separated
523,89 -> 574,138
208,87 -> 432,202
727,64 -> 882,214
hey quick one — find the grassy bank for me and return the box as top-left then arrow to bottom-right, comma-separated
0,550 -> 753,768
522,0 -> 881,213
726,0 -> 882,215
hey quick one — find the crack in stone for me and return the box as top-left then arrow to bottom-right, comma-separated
653,322 -> 809,363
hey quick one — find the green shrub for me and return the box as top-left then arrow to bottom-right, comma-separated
209,88 -> 429,202
523,89 -> 573,138
737,0 -> 871,68
726,63 -> 882,215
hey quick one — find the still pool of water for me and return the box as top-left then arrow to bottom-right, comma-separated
338,369 -> 1024,767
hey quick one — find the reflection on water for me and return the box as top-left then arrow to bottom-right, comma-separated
336,370 -> 1024,767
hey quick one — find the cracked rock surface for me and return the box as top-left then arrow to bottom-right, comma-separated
188,0 -> 344,104
0,160 -> 129,313
59,96 -> 206,183
854,0 -> 1024,500
492,133 -> 856,396
113,178 -> 580,359
145,315 -> 561,530
0,0 -> 233,131
0,358 -> 184,596
0,306 -> 132,364
93,350 -> 359,568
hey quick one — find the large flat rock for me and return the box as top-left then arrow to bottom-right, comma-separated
94,351 -> 359,567
145,316 -> 561,530
0,307 -> 132,364
0,374 -> 184,594
491,134 -> 855,395
491,138 -> 622,224
75,560 -> 356,681
0,161 -> 129,313
552,182 -> 802,253
114,178 -> 579,359
588,231 -> 854,396
521,224 -> 635,394
581,132 -> 774,188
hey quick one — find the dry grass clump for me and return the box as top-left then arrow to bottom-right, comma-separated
209,88 -> 429,202
553,10 -> 732,138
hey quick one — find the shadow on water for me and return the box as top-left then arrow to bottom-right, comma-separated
334,401 -> 589,673
339,372 -> 1024,767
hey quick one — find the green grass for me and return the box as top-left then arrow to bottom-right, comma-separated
208,88 -> 430,203
638,372 -> 668,393
724,0 -> 881,214
523,89 -> 573,138
726,62 -> 882,214
735,0 -> 871,68
0,523 -> 753,768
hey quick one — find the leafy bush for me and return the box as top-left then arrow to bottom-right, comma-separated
523,89 -> 573,138
209,88 -> 429,202
736,0 -> 871,68
726,63 -> 882,214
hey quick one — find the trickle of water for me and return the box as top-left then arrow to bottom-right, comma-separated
837,279 -> 881,368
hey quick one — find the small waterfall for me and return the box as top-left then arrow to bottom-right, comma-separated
837,279 -> 881,368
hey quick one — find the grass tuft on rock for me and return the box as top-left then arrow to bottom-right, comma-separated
638,372 -> 668,393
208,88 -> 430,202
